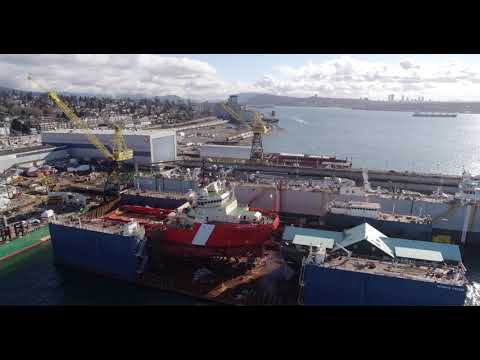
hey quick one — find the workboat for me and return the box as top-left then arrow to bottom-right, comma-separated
148,180 -> 280,258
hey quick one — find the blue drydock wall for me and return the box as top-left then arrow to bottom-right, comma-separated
49,223 -> 140,282
303,265 -> 466,306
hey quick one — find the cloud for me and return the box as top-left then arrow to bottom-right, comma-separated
251,56 -> 480,100
0,54 -> 227,101
2,54 -> 480,101
400,60 -> 420,70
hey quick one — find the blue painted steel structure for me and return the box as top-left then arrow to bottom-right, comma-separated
49,224 -> 143,282
303,265 -> 467,306
48,195 -> 184,281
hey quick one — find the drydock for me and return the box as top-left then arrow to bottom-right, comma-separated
48,191 -> 299,305
48,187 -> 468,306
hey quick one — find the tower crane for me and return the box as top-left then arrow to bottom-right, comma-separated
27,74 -> 134,200
219,101 -> 267,161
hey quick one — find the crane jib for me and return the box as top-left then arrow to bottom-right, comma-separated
26,75 -> 133,163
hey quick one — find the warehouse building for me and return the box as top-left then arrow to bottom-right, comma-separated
199,144 -> 251,160
0,145 -> 69,173
41,129 -> 176,166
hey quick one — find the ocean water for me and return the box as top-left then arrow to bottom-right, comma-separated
0,242 -> 202,305
262,106 -> 480,176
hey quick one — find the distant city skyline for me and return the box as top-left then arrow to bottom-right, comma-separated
2,54 -> 480,101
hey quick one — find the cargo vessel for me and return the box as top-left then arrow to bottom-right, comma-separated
148,179 -> 280,258
413,112 -> 457,118
287,223 -> 468,305
265,152 -> 352,169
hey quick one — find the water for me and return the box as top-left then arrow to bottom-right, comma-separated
0,243 -> 202,305
262,106 -> 480,176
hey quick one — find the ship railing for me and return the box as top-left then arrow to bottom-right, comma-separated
50,219 -> 121,235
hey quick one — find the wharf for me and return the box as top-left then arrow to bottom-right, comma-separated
176,159 -> 461,193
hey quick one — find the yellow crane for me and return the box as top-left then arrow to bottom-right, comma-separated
27,74 -> 134,199
219,101 -> 267,161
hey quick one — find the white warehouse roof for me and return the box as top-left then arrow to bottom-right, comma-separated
42,128 -> 175,137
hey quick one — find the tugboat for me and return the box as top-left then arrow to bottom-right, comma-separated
148,179 -> 280,258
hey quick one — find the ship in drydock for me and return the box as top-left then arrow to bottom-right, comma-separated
147,179 -> 280,258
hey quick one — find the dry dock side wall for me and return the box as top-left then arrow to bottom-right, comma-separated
134,176 -> 197,194
303,265 -> 466,306
120,194 -> 187,209
49,223 -> 139,282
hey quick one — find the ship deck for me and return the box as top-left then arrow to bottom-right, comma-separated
318,255 -> 467,286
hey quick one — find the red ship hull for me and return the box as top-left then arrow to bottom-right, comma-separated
148,211 -> 280,258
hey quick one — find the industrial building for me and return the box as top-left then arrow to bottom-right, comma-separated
0,145 -> 69,173
199,144 -> 251,160
41,129 -> 177,166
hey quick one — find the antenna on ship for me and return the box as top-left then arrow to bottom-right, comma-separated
201,158 -> 207,187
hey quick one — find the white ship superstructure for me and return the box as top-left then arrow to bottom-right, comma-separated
183,180 -> 263,224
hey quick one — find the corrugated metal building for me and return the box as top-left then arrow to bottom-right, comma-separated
42,129 -> 176,165
199,144 -> 251,160
0,145 -> 69,173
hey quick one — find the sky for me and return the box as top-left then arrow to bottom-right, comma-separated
3,54 -> 480,101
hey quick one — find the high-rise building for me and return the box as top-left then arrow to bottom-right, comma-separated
227,95 -> 241,113
401,95 -> 405,102
388,94 -> 395,102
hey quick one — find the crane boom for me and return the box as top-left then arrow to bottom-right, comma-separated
219,100 -> 267,161
27,74 -> 121,161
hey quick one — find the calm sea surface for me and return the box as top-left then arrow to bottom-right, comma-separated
262,106 -> 480,176
2,106 -> 480,305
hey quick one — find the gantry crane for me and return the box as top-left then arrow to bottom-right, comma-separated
27,74 -> 134,200
219,101 -> 267,161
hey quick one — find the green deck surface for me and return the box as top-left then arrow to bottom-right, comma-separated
0,225 -> 50,259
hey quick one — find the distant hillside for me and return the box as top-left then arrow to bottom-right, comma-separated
0,85 -> 194,103
236,92 -> 480,114
238,93 -> 313,106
